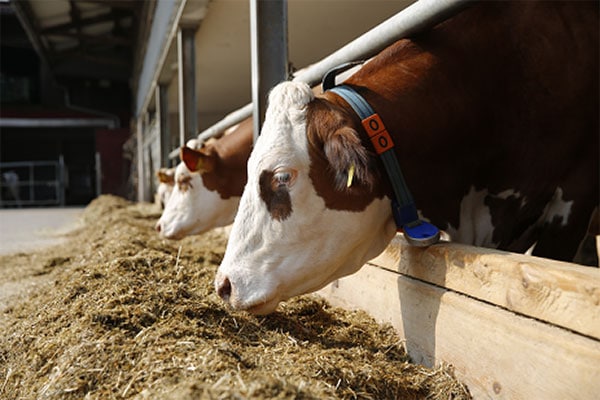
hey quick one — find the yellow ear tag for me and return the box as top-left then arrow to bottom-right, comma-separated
346,163 -> 355,187
195,158 -> 203,171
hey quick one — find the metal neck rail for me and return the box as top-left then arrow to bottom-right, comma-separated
166,0 -> 471,159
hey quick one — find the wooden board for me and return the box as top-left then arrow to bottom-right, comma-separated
371,235 -> 600,339
318,263 -> 600,400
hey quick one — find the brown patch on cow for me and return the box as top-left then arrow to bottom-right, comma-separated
199,117 -> 254,199
176,174 -> 193,192
259,170 -> 293,221
156,168 -> 175,184
306,97 -> 388,212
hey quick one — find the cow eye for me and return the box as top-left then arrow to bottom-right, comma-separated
272,168 -> 297,189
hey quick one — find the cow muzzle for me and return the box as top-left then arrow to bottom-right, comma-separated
214,272 -> 279,315
216,275 -> 232,302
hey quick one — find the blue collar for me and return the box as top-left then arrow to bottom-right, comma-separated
323,68 -> 440,246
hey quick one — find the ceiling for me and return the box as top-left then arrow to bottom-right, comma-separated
10,0 -> 141,84
8,0 -> 416,131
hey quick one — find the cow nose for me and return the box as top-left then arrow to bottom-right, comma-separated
217,277 -> 232,302
155,221 -> 161,232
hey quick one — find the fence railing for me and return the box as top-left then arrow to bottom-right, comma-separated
0,159 -> 66,207
164,0 -> 471,160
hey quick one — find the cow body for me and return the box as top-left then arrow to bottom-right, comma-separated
217,1 -> 599,314
155,118 -> 253,239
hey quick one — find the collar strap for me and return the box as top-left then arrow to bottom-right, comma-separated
328,84 -> 440,247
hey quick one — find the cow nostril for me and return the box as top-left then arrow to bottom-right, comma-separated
155,222 -> 161,233
217,277 -> 232,301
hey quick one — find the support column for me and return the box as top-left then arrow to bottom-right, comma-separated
155,83 -> 170,167
250,0 -> 288,142
136,116 -> 145,202
177,25 -> 198,147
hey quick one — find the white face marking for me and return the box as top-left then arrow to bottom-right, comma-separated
156,162 -> 240,239
215,82 -> 396,314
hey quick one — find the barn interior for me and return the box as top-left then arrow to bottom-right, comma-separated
1,3 -> 598,399
1,0 -> 413,207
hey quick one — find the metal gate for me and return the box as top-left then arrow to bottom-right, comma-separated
0,158 -> 66,207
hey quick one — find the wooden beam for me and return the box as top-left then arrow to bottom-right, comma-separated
10,0 -> 54,69
40,11 -> 130,35
68,0 -> 82,37
318,263 -> 600,400
53,50 -> 130,68
370,235 -> 600,339
46,31 -> 132,46
76,0 -> 140,11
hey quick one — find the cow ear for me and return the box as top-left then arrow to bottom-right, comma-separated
180,146 -> 215,173
156,168 -> 175,184
323,127 -> 375,191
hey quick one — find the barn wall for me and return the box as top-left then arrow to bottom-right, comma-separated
95,128 -> 130,198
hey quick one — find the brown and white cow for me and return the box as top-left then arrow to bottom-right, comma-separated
154,167 -> 176,209
216,1 -> 599,314
155,117 -> 253,239
153,80 -> 355,240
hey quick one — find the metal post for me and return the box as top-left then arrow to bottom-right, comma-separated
156,84 -> 171,167
95,151 -> 102,197
59,154 -> 65,206
250,0 -> 289,142
136,117 -> 146,202
177,25 -> 198,147
29,164 -> 34,203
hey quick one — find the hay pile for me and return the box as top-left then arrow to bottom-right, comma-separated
0,195 -> 471,399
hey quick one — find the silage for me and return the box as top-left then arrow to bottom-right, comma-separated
0,195 -> 471,399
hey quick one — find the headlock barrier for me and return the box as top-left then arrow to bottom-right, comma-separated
170,0 -> 471,157
152,1 -> 600,398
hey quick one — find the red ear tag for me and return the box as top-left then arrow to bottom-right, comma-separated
362,114 -> 394,155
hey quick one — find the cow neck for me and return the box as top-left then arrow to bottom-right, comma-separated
326,83 -> 440,247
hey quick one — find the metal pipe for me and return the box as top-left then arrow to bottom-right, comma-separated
170,102 -> 254,159
293,0 -> 471,86
177,25 -> 199,146
95,152 -> 102,198
156,84 -> 171,167
59,155 -> 66,206
197,103 -> 254,143
136,117 -> 146,202
250,0 -> 288,142
0,118 -> 115,128
187,0 -> 470,146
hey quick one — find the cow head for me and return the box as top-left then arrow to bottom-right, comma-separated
215,81 -> 396,314
155,141 -> 241,239
155,167 -> 175,209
